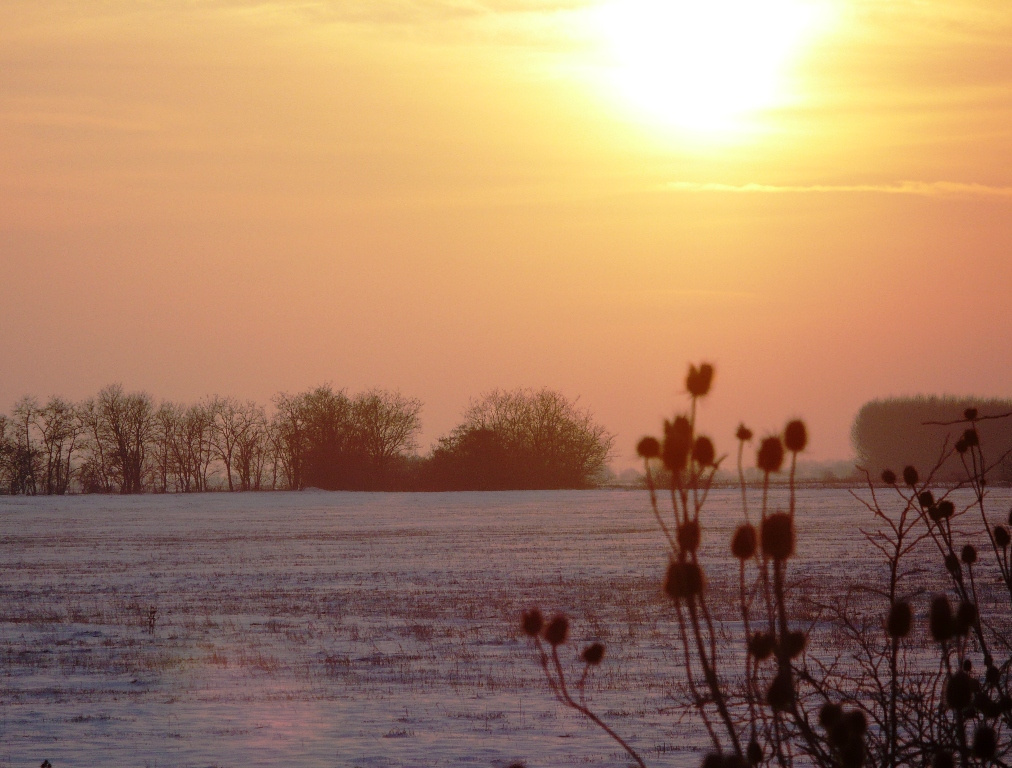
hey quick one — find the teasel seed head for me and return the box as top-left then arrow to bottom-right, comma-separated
736,423 -> 753,442
677,521 -> 701,553
748,631 -> 775,661
692,436 -> 716,467
954,601 -> 978,636
731,523 -> 757,560
819,702 -> 843,729
827,722 -> 850,750
886,601 -> 912,639
761,512 -> 795,561
543,614 -> 569,646
994,524 -> 1010,548
963,428 -> 979,448
581,642 -> 605,666
918,491 -> 934,508
930,595 -> 954,642
664,561 -> 705,601
881,469 -> 896,485
757,436 -> 785,474
521,607 -> 544,637
902,466 -> 919,486
986,664 -> 1001,685
964,407 -> 978,420
663,417 -> 693,473
784,420 -> 807,453
833,712 -> 867,768
637,436 -> 660,459
782,630 -> 807,659
946,670 -> 976,710
972,726 -> 997,760
766,669 -> 795,711
686,363 -> 714,397
845,710 -> 867,737
961,544 -> 977,565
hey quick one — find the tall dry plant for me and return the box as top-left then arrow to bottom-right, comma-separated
519,363 -> 1012,768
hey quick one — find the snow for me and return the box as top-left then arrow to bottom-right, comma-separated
1,488 -> 1008,767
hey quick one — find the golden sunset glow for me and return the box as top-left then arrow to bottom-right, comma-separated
591,0 -> 832,135
1,1 -> 1011,469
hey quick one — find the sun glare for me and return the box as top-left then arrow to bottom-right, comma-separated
591,0 -> 831,138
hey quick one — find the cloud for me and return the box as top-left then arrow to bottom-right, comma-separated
2,0 -> 590,33
662,181 -> 1012,199
189,0 -> 589,25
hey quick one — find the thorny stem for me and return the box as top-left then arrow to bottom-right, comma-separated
674,597 -> 721,750
644,459 -> 677,553
738,437 -> 750,522
740,560 -> 759,732
884,487 -> 910,768
761,470 -> 770,521
686,597 -> 744,759
789,451 -> 797,520
534,637 -> 647,768
690,395 -> 701,517
758,470 -> 776,632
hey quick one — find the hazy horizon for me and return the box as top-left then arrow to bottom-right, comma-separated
3,0 -> 1011,469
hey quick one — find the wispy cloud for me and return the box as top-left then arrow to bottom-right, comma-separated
663,181 -> 1012,198
2,0 -> 590,33
194,0 -> 589,25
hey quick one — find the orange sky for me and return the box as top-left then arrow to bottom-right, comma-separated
2,1 -> 1011,468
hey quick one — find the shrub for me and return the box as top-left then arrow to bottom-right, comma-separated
518,363 -> 1012,767
428,388 -> 613,490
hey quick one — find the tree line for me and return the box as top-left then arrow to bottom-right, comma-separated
0,384 -> 613,494
852,395 -> 1012,483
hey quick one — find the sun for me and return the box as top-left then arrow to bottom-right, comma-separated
590,0 -> 831,137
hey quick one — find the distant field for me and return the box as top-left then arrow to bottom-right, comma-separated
2,488 -> 1008,768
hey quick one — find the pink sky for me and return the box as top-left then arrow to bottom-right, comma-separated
2,1 -> 1011,468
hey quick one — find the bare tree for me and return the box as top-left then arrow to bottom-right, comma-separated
0,383 -> 430,493
80,385 -> 155,494
32,396 -> 82,495
211,396 -> 258,492
10,396 -> 41,495
151,402 -> 172,493
0,414 -> 14,493
161,400 -> 216,492
231,400 -> 269,491
271,391 -> 310,490
78,397 -> 113,493
352,389 -> 422,487
182,400 -> 216,492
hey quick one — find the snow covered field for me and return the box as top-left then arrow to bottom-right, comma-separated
2,488 -> 1009,768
